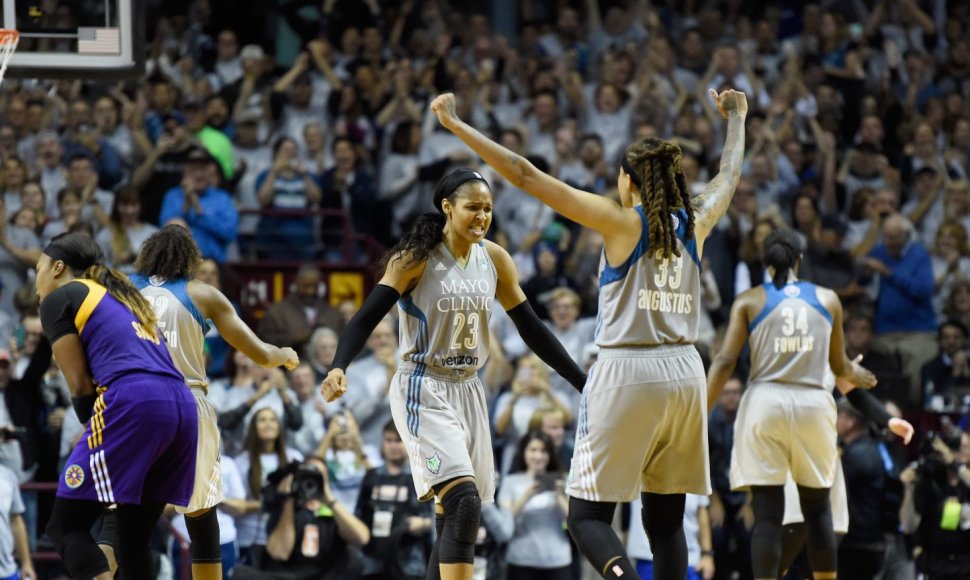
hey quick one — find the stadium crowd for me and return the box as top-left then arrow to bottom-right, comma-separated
1,0 -> 970,578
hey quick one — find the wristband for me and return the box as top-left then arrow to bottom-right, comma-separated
72,394 -> 98,423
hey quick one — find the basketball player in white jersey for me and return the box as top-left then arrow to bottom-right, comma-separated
706,229 -> 877,580
321,169 -> 587,580
430,89 -> 747,580
116,225 -> 297,580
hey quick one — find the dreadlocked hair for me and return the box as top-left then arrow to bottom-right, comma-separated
762,229 -> 803,289
46,233 -> 159,341
624,137 -> 694,260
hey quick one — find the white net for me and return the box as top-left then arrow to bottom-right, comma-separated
0,30 -> 20,87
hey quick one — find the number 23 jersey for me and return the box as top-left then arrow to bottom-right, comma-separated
596,207 -> 701,348
398,242 -> 496,373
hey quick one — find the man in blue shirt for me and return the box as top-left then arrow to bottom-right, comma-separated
864,213 -> 937,408
160,148 -> 238,262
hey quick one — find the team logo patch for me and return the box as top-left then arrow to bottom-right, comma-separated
479,257 -> 488,271
148,275 -> 167,287
783,285 -> 801,297
426,452 -> 441,475
435,262 -> 447,272
64,464 -> 85,489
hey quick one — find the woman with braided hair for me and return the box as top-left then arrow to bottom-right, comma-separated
706,229 -> 878,580
431,89 -> 747,580
35,233 -> 199,579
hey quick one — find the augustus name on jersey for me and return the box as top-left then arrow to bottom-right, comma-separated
398,243 -> 497,372
596,207 -> 701,348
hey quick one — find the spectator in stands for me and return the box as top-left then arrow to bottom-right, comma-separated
800,215 -> 863,305
497,431 -> 571,579
920,319 -> 970,409
241,455 -> 368,580
1,158 -> 27,216
92,95 -> 138,168
184,98 -> 235,180
257,265 -> 344,352
355,419 -> 433,580
307,326 -> 338,382
33,131 -> 66,209
95,186 -> 158,272
133,111 -> 197,225
232,407 -> 304,566
0,197 -> 41,317
60,99 -> 125,191
319,136 -> 383,251
930,221 -> 970,315
528,406 -> 574,474
864,214 -> 937,407
159,147 -> 239,262
343,317 -> 397,447
0,462 -> 34,580
218,362 -> 303,458
288,363 -> 327,458
17,182 -> 46,233
707,375 -> 752,580
40,188 -> 84,247
735,218 -> 776,296
65,154 -> 112,229
842,310 -> 908,406
544,287 -> 595,410
315,410 -> 377,509
255,136 -> 321,259
522,240 -> 579,321
493,354 -> 573,476
836,400 -> 887,579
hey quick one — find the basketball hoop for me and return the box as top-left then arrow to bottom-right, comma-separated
0,30 -> 20,86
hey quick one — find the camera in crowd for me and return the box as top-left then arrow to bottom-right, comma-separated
265,460 -> 326,507
915,429 -> 964,483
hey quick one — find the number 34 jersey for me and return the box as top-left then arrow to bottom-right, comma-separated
398,242 -> 497,373
747,281 -> 833,389
596,207 -> 701,348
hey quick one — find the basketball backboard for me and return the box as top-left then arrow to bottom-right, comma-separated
3,0 -> 143,79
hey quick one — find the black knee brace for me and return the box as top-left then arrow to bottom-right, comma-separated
46,500 -> 111,579
438,481 -> 481,564
186,508 -> 222,563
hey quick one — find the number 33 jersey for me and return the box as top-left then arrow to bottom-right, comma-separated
398,242 -> 497,373
747,281 -> 833,389
596,207 -> 701,348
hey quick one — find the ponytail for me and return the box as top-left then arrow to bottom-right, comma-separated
82,263 -> 159,341
377,212 -> 447,276
762,229 -> 803,289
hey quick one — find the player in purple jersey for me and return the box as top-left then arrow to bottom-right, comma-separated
36,233 -> 198,580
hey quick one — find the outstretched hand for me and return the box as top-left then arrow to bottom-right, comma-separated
709,89 -> 748,119
430,93 -> 461,130
888,417 -> 914,445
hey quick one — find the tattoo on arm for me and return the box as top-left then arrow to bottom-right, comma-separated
693,114 -> 745,231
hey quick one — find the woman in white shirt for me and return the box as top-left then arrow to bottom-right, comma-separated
498,431 -> 572,579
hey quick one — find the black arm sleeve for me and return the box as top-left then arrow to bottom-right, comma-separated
39,282 -> 89,343
845,388 -> 893,428
506,300 -> 588,392
331,284 -> 401,371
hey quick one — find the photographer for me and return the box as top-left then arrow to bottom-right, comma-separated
900,428 -> 970,579
235,455 -> 369,579
355,420 -> 433,580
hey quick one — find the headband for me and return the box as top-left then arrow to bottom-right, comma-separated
43,243 -> 96,271
621,158 -> 642,189
433,168 -> 490,214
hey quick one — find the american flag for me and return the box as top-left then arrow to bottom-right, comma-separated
77,28 -> 120,55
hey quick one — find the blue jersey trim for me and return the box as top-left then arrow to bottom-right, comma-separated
399,295 -> 429,436
748,281 -> 833,332
598,207 -> 700,287
599,206 -> 650,287
130,274 -> 208,331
